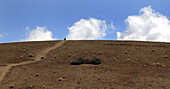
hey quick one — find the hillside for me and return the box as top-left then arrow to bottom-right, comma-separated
0,40 -> 170,89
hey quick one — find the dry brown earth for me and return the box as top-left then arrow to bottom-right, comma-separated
0,40 -> 170,89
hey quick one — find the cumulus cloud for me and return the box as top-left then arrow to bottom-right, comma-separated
117,6 -> 170,42
24,26 -> 56,41
67,18 -> 111,40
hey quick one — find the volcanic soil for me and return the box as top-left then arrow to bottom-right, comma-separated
0,40 -> 170,89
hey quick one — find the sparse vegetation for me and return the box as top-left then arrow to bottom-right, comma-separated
84,59 -> 91,64
70,57 -> 101,65
90,57 -> 101,65
70,57 -> 85,65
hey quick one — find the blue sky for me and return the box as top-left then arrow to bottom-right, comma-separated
0,0 -> 170,43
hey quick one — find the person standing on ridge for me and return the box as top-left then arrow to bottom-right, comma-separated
64,38 -> 66,41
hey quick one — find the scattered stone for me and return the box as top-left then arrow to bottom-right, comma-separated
153,63 -> 160,66
127,58 -> 131,61
152,63 -> 156,66
28,54 -> 33,57
113,54 -> 116,57
58,77 -> 64,81
62,76 -> 66,78
164,55 -> 168,58
162,65 -> 165,67
128,55 -> 130,58
24,78 -> 27,80
29,85 -> 33,88
155,63 -> 161,66
148,84 -> 152,86
151,49 -> 154,52
75,49 -> 78,52
77,81 -> 80,84
98,77 -> 101,80
10,85 -> 14,88
54,55 -> 57,58
125,51 -> 127,54
135,58 -> 139,61
136,55 -> 139,58
135,55 -> 139,61
30,58 -> 34,61
35,74 -> 39,77
20,55 -> 23,59
23,49 -> 26,52
42,86 -> 46,88
41,57 -> 44,59
19,49 -> 22,52
85,52 -> 88,55
68,54 -> 71,57
52,50 -> 55,53
152,63 -> 165,67
117,56 -> 119,59
144,64 -> 147,67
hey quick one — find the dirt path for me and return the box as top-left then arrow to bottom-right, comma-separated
0,41 -> 66,82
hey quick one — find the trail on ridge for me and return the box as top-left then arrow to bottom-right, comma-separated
0,41 -> 66,83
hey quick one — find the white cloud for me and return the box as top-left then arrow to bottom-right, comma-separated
23,26 -> 56,41
0,33 -> 8,39
108,22 -> 115,30
0,34 -> 3,39
117,6 -> 170,42
67,18 -> 111,40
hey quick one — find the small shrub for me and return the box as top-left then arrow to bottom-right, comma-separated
84,59 -> 91,64
70,57 -> 101,65
70,57 -> 85,65
90,57 -> 101,65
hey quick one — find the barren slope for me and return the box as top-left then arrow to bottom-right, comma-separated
0,40 -> 170,89
0,41 -> 57,64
